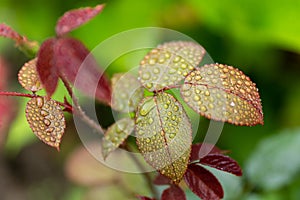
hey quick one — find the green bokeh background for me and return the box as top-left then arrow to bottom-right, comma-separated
0,0 -> 300,199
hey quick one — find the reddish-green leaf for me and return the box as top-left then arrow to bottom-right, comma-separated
181,64 -> 263,126
184,164 -> 224,200
190,143 -> 223,162
111,73 -> 144,113
55,4 -> 105,36
18,58 -> 43,92
161,185 -> 186,200
25,97 -> 66,150
101,118 -> 134,159
200,154 -> 242,176
139,41 -> 205,91
0,23 -> 23,43
54,37 -> 111,105
37,38 -> 59,97
135,92 -> 192,184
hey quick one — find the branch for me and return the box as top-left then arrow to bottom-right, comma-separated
59,75 -> 105,134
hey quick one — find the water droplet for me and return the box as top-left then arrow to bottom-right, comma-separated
139,98 -> 155,116
200,105 -> 207,112
230,102 -> 235,107
204,91 -> 210,96
169,133 -> 176,139
173,105 -> 179,112
193,95 -> 200,101
153,68 -> 160,74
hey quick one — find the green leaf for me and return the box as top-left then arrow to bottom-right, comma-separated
181,63 -> 263,126
245,128 -> 300,190
139,41 -> 205,91
135,92 -> 192,184
111,73 -> 144,113
101,118 -> 135,159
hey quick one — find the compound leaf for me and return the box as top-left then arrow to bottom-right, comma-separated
55,4 -> 105,36
139,41 -> 205,91
25,97 -> 66,150
18,58 -> 43,92
181,64 -> 263,126
101,118 -> 134,159
135,92 -> 192,184
111,73 -> 144,113
184,164 -> 224,200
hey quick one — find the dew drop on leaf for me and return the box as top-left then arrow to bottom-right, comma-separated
111,73 -> 144,113
181,64 -> 263,126
101,118 -> 134,159
18,58 -> 43,92
139,41 -> 205,91
135,92 -> 192,184
25,96 -> 66,150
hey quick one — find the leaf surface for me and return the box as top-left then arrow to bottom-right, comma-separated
161,185 -> 186,200
181,64 -> 263,126
18,58 -> 43,92
25,97 -> 66,150
101,118 -> 134,159
190,143 -> 223,162
54,37 -> 111,104
111,73 -> 144,112
200,154 -> 242,176
139,41 -> 205,91
36,38 -> 59,97
55,4 -> 105,36
184,164 -> 224,200
135,92 -> 192,184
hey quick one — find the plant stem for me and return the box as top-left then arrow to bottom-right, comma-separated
124,144 -> 159,199
0,91 -> 73,113
60,75 -> 105,134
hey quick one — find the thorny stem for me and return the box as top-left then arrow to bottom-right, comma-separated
60,75 -> 105,134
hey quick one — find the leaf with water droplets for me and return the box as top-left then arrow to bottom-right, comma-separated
111,73 -> 144,113
139,41 -> 205,91
181,64 -> 263,126
18,58 -> 43,92
135,92 -> 192,184
25,97 -> 66,150
101,118 -> 134,159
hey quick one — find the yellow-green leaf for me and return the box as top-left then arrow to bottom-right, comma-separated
135,92 -> 192,184
181,64 -> 263,126
111,73 -> 144,113
139,41 -> 205,91
101,118 -> 135,159
25,97 -> 66,150
18,58 -> 43,92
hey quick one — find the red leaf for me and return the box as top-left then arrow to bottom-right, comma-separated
161,185 -> 186,200
190,143 -> 223,162
0,23 -> 23,43
37,38 -> 59,97
0,58 -> 17,146
200,154 -> 242,176
54,37 -> 111,104
136,196 -> 156,200
184,164 -> 224,200
56,4 -> 105,36
153,173 -> 171,185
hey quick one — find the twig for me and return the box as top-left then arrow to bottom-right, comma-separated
60,75 -> 105,134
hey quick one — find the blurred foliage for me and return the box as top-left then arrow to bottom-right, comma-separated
0,0 -> 300,199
